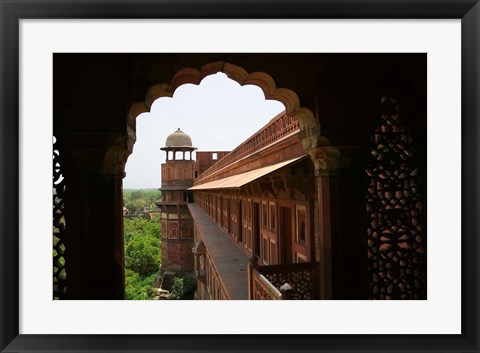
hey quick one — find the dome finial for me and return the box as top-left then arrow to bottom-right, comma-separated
161,128 -> 195,149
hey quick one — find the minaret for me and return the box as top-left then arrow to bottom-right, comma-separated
156,128 -> 196,273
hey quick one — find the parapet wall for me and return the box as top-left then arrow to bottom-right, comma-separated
194,112 -> 301,185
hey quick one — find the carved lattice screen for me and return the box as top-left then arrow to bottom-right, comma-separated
366,98 -> 426,299
53,137 -> 67,299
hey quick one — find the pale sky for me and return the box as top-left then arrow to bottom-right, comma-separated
123,73 -> 285,189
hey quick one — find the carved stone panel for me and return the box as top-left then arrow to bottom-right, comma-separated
366,98 -> 426,300
53,137 -> 67,299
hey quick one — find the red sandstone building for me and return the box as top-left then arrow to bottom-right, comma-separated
53,53 -> 426,300
187,112 -> 318,300
155,97 -> 425,300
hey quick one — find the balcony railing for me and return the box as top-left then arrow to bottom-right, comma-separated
194,112 -> 299,185
248,257 -> 320,300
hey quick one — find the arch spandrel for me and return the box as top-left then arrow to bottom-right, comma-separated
214,62 -> 248,85
242,71 -> 277,97
128,102 -> 148,127
145,83 -> 174,108
171,67 -> 203,91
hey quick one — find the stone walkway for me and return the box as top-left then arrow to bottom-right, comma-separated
187,203 -> 249,300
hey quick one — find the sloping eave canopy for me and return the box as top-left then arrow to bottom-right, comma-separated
188,155 -> 307,191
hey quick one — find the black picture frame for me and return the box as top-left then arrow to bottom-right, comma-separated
1,1 -> 478,352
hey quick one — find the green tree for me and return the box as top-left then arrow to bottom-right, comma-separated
124,219 -> 161,273
125,269 -> 157,300
170,276 -> 197,300
125,199 -> 145,213
123,189 -> 161,212
123,216 -> 162,299
130,190 -> 143,200
125,233 -> 160,276
124,217 -> 160,242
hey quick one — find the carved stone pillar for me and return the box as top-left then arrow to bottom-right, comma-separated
192,240 -> 206,281
309,146 -> 345,300
66,173 -> 125,299
310,145 -> 368,300
61,133 -> 132,299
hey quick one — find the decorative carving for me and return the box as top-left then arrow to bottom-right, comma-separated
308,146 -> 344,176
169,222 -> 179,239
280,175 -> 292,197
161,221 -> 167,237
53,137 -> 67,299
366,97 -> 426,300
181,221 -> 193,239
100,135 -> 131,176
269,176 -> 283,195
294,189 -> 306,201
253,278 -> 280,300
251,181 -> 261,196
259,180 -> 274,197
250,261 -> 320,300
264,267 -> 317,300
139,62 -> 305,115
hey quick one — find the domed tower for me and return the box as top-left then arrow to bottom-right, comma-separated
156,128 -> 196,273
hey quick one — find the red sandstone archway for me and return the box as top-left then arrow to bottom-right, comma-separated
124,61 -> 346,299
127,61 -> 334,170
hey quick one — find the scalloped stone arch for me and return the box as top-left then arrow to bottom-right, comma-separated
127,61 -> 337,175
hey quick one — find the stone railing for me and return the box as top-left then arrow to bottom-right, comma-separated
251,272 -> 283,300
195,112 -> 299,184
248,257 -> 320,300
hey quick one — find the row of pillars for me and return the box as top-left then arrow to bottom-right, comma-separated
165,149 -> 195,161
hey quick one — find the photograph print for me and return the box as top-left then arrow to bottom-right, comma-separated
53,53 -> 426,301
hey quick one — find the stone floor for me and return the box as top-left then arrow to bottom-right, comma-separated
188,203 -> 249,300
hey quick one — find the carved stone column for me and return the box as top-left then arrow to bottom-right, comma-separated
62,133 -> 132,299
308,147 -> 343,299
